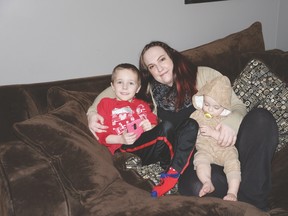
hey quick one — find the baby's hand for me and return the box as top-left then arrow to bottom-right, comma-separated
199,125 -> 214,137
200,125 -> 221,141
139,119 -> 152,131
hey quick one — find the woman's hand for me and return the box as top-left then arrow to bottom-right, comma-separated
87,112 -> 108,139
215,123 -> 237,147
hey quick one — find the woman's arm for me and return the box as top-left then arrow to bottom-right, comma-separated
87,86 -> 116,136
87,86 -> 115,116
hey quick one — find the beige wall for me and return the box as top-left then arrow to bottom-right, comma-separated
0,0 -> 285,85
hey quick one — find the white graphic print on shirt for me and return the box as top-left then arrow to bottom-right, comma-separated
111,104 -> 148,135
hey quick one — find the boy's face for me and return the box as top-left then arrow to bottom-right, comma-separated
111,68 -> 141,102
202,95 -> 224,117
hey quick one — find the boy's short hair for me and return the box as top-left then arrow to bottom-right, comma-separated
111,63 -> 141,83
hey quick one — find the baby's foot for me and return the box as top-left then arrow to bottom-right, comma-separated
199,181 -> 215,197
223,193 -> 237,201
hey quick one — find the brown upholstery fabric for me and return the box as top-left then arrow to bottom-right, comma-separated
47,86 -> 99,111
269,145 -> 288,211
0,88 -> 38,142
13,100 -> 119,204
181,21 -> 265,83
85,180 -> 267,216
0,75 -> 110,143
0,141 -> 72,215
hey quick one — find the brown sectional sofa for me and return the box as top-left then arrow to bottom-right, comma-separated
0,21 -> 287,216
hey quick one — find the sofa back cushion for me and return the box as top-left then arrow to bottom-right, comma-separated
0,75 -> 110,143
240,49 -> 288,83
24,75 -> 111,115
47,86 -> 99,112
13,100 -> 119,204
181,21 -> 265,83
0,87 -> 38,143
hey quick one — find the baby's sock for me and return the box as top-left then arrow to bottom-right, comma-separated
151,167 -> 180,197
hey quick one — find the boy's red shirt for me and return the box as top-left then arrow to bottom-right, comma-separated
96,97 -> 158,154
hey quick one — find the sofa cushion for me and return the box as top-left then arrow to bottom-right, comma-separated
240,49 -> 288,83
13,100 -> 119,203
0,87 -> 39,142
0,141 -> 72,215
47,86 -> 98,112
269,145 -> 288,211
233,59 -> 288,152
181,21 -> 265,83
85,178 -> 267,216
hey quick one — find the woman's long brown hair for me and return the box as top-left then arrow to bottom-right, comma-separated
138,41 -> 198,111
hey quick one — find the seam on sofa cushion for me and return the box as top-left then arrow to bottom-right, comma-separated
12,100 -> 120,203
0,141 -> 71,216
0,157 -> 15,216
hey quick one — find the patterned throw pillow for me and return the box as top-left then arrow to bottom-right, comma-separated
233,59 -> 288,152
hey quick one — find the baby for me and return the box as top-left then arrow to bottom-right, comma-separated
190,75 -> 241,201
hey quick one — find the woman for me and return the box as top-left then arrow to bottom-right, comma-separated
87,41 -> 278,210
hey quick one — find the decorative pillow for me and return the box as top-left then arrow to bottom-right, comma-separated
181,21 -> 265,83
233,59 -> 288,152
47,86 -> 98,112
13,100 -> 119,202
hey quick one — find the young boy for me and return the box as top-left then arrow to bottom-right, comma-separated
190,75 -> 241,201
95,63 -> 175,171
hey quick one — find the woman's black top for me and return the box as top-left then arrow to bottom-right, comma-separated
151,80 -> 195,127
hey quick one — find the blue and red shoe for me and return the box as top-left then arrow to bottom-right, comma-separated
151,167 -> 180,197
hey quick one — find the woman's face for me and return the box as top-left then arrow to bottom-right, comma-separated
142,46 -> 174,86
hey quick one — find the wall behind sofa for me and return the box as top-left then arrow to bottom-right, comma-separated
0,0 -> 286,85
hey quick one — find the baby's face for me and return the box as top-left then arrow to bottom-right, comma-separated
202,95 -> 224,117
